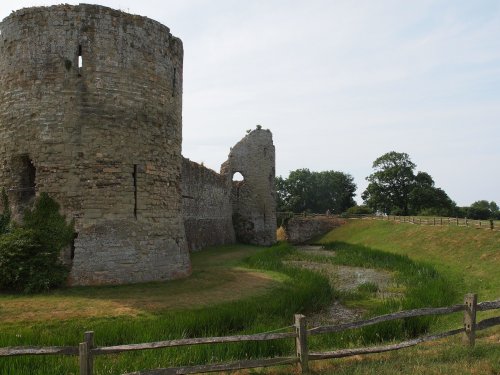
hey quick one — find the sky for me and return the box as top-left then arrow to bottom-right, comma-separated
1,0 -> 499,206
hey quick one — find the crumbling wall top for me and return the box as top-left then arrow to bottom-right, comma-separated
221,128 -> 276,246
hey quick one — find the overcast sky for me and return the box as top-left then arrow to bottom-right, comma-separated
1,0 -> 499,206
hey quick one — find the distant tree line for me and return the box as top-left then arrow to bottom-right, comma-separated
276,151 -> 499,220
361,151 -> 499,219
276,169 -> 356,214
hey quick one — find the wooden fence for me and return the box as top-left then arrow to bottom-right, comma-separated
1,294 -> 499,374
277,212 -> 499,231
358,214 -> 499,230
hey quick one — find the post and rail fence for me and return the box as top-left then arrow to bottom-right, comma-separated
276,212 -> 499,231
1,294 -> 499,374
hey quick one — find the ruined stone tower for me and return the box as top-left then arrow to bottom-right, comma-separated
221,129 -> 277,246
0,5 -> 191,284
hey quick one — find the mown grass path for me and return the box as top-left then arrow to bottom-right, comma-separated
0,245 -> 278,323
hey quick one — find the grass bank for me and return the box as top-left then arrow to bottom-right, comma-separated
285,242 -> 457,351
318,219 -> 500,300
1,220 -> 497,374
307,219 -> 500,375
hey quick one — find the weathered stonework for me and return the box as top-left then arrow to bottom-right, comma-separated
221,129 -> 277,246
283,216 -> 345,244
0,5 -> 277,286
182,158 -> 235,251
0,4 -> 190,285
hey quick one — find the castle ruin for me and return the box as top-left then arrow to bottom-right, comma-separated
0,4 -> 276,285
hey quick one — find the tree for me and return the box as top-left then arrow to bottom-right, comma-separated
276,169 -> 356,214
408,172 -> 455,215
362,152 -> 454,215
362,152 -> 415,215
466,200 -> 499,220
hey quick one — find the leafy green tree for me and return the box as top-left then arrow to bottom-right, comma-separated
275,176 -> 289,212
362,152 -> 415,215
362,152 -> 454,215
276,169 -> 356,213
408,172 -> 455,215
466,200 -> 499,220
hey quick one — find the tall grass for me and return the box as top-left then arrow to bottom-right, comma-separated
289,241 -> 458,350
1,240 -> 458,374
0,243 -> 333,375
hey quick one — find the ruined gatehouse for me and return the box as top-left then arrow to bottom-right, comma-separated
0,4 -> 276,285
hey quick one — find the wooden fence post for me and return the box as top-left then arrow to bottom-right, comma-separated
465,217 -> 468,226
79,331 -> 94,375
463,294 -> 477,347
490,220 -> 494,230
295,314 -> 309,374
79,342 -> 89,375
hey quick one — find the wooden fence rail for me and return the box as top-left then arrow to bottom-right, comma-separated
1,294 -> 498,375
353,214 -> 498,230
276,212 -> 499,231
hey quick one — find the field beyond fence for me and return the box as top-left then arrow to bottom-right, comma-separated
277,212 -> 500,231
1,294 -> 498,375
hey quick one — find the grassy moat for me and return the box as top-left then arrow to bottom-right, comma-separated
0,220 -> 498,374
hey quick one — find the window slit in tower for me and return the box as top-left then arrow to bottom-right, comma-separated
78,44 -> 83,69
172,68 -> 176,97
133,164 -> 138,219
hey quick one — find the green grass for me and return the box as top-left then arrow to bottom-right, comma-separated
356,282 -> 379,294
306,220 -> 500,375
1,220 -> 498,374
0,243 -> 333,375
285,242 -> 457,351
317,220 -> 500,300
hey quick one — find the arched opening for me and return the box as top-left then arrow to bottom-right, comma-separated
232,172 -> 244,182
232,172 -> 245,199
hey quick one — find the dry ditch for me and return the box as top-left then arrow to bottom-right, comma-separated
286,245 -> 402,327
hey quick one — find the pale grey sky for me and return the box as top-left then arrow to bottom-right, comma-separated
1,0 -> 499,206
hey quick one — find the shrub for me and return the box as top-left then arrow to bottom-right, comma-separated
0,228 -> 68,292
0,193 -> 73,293
23,192 -> 74,253
345,205 -> 373,216
0,188 -> 11,235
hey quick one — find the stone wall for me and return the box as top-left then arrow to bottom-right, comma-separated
0,5 -> 278,286
221,129 -> 276,246
0,5 -> 191,285
182,158 -> 235,251
283,216 -> 345,244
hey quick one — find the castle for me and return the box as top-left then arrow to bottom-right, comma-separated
0,4 -> 276,285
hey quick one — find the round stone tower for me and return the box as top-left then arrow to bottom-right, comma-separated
0,4 -> 191,285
